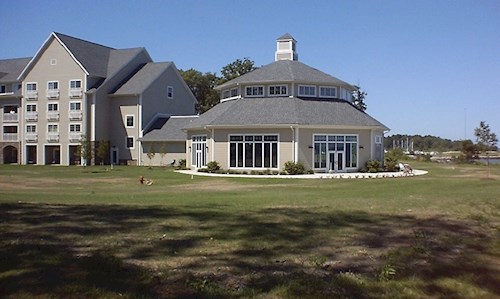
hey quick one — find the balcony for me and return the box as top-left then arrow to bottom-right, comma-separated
2,133 -> 18,141
47,90 -> 59,99
25,133 -> 38,142
47,133 -> 59,142
47,111 -> 60,121
69,111 -> 83,120
25,91 -> 38,100
25,112 -> 38,121
69,89 -> 83,98
3,112 -> 18,123
69,132 -> 82,142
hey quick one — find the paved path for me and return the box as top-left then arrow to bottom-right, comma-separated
177,169 -> 428,179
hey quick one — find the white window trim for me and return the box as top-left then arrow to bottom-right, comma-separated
375,135 -> 383,144
47,81 -> 59,90
319,86 -> 337,98
69,79 -> 82,89
298,85 -> 316,97
26,124 -> 37,133
126,136 -> 135,149
69,123 -> 82,133
125,114 -> 135,128
245,85 -> 264,97
69,101 -> 82,111
26,103 -> 37,112
47,102 -> 59,111
227,133 -> 280,169
47,124 -> 59,133
312,134 -> 359,170
26,82 -> 37,91
268,85 -> 288,97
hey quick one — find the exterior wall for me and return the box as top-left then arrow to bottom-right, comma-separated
141,141 -> 185,166
109,96 -> 139,164
21,38 -> 87,165
0,142 -> 21,164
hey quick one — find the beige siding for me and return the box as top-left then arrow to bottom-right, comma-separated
22,38 -> 86,165
109,96 -> 138,163
141,141 -> 185,166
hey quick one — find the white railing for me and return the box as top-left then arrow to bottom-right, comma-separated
3,133 -> 18,141
69,132 -> 82,142
25,133 -> 38,142
69,111 -> 82,120
47,90 -> 59,99
47,133 -> 59,142
25,112 -> 38,121
47,111 -> 60,121
69,89 -> 83,98
25,91 -> 38,100
3,113 -> 18,122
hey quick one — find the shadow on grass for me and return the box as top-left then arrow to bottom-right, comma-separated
0,202 -> 498,298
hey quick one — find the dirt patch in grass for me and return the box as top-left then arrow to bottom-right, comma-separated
0,175 -> 133,191
173,180 -> 286,192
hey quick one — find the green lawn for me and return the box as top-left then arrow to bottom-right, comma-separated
0,162 -> 499,298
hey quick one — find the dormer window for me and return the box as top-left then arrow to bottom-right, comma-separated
269,85 -> 288,96
230,88 -> 238,97
298,85 -> 316,97
319,86 -> 337,98
245,86 -> 264,97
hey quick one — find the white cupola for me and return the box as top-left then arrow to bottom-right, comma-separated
275,33 -> 298,61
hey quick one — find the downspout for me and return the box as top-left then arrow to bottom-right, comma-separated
211,128 -> 215,162
290,126 -> 296,163
138,94 -> 143,166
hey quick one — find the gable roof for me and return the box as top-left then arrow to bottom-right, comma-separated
185,97 -> 388,130
0,57 -> 31,83
113,62 -> 173,95
216,60 -> 354,90
277,33 -> 296,41
140,115 -> 199,142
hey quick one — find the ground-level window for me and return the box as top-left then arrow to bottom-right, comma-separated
191,135 -> 207,168
229,134 -> 278,168
314,134 -> 358,170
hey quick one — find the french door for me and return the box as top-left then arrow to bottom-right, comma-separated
328,151 -> 345,172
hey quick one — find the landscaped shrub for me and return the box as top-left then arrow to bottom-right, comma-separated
206,161 -> 221,173
175,159 -> 187,170
366,160 -> 382,173
284,161 -> 306,175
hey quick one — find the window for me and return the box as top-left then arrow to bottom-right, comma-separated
319,87 -> 337,98
313,134 -> 358,170
229,134 -> 278,168
298,85 -> 316,97
26,83 -> 37,91
126,137 -> 134,149
26,104 -> 37,112
0,85 -> 5,93
375,136 -> 383,144
48,103 -> 58,111
191,136 -> 207,168
230,88 -> 238,97
48,124 -> 58,133
26,125 -> 36,133
269,85 -> 288,96
245,86 -> 264,97
70,80 -> 81,89
222,90 -> 230,99
70,102 -> 81,111
125,115 -> 134,128
167,86 -> 173,99
48,81 -> 59,90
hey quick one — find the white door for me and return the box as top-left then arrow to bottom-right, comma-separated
328,151 -> 345,172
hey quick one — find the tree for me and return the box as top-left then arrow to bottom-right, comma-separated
96,139 -> 109,166
159,143 -> 167,166
219,57 -> 256,83
179,69 -> 220,113
77,135 -> 93,166
461,139 -> 478,162
474,121 -> 498,171
352,85 -> 367,112
147,142 -> 157,166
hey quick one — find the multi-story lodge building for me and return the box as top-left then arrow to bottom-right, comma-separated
0,32 -> 197,165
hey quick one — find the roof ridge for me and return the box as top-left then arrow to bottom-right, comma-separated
53,32 -> 115,50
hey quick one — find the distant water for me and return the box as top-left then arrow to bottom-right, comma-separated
479,158 -> 500,164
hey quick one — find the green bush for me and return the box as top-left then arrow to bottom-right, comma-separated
366,160 -> 382,173
206,161 -> 221,173
284,161 -> 306,175
175,159 -> 187,170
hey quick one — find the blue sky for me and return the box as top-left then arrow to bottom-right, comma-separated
1,0 -> 499,141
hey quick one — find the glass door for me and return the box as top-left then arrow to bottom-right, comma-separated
328,151 -> 345,173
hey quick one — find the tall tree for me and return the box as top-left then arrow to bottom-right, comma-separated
219,57 -> 256,83
96,139 -> 109,166
474,121 -> 498,172
352,85 -> 367,112
179,69 -> 220,113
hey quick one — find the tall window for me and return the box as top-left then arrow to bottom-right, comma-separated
191,136 -> 207,168
229,134 -> 278,168
0,85 -> 5,93
313,134 -> 358,169
299,85 -> 316,97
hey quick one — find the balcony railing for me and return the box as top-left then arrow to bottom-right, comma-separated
25,112 -> 38,121
47,133 -> 59,142
25,133 -> 38,142
2,133 -> 18,141
47,90 -> 59,99
25,91 -> 38,100
69,111 -> 83,120
69,132 -> 82,142
47,111 -> 60,121
69,89 -> 83,98
3,113 -> 18,122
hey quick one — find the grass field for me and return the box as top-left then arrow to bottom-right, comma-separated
0,162 -> 499,298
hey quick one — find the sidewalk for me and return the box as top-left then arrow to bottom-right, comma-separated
176,169 -> 428,179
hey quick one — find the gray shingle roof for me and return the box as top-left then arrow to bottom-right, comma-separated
141,116 -> 199,142
185,97 -> 388,130
216,60 -> 354,90
277,33 -> 296,40
113,62 -> 172,95
54,32 -> 113,77
0,58 -> 31,83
